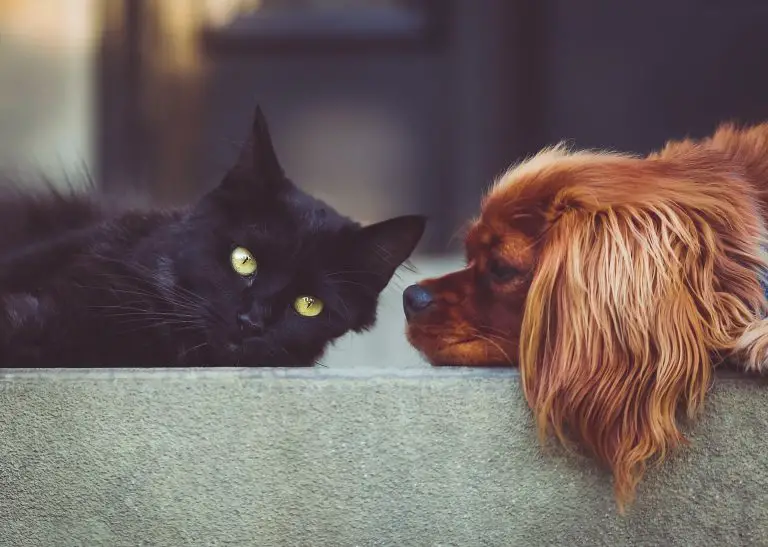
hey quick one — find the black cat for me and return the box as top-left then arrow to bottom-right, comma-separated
0,107 -> 425,366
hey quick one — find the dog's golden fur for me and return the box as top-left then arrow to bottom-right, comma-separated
406,123 -> 768,510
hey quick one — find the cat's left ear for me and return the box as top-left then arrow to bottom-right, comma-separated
216,105 -> 289,199
348,215 -> 427,291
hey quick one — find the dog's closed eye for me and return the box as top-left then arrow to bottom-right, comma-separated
487,258 -> 522,283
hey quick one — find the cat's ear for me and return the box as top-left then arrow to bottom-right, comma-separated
348,215 -> 427,291
217,105 -> 289,198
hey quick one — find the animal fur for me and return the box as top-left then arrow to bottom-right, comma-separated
405,123 -> 768,511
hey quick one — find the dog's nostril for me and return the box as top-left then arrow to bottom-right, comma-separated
403,284 -> 434,319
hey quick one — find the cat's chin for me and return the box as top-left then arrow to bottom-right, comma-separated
208,336 -> 311,367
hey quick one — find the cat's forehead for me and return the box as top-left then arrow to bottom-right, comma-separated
283,188 -> 356,231
213,185 -> 360,269
242,204 -> 355,239
234,208 -> 353,264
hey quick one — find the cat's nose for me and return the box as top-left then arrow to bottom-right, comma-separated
403,284 -> 434,321
237,312 -> 265,335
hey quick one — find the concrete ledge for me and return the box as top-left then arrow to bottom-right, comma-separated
0,368 -> 766,546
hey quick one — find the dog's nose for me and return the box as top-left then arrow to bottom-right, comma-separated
403,284 -> 434,320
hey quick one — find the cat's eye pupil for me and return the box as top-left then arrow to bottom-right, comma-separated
294,295 -> 323,317
231,246 -> 257,276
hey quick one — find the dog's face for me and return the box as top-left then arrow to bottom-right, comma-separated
406,143 -> 768,369
403,210 -> 539,366
404,146 -> 594,367
404,131 -> 768,510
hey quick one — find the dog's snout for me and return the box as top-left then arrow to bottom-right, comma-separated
403,284 -> 434,320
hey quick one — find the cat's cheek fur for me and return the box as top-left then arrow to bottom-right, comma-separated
4,293 -> 44,328
154,256 -> 177,296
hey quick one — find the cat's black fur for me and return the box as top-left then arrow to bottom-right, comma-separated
0,107 -> 425,366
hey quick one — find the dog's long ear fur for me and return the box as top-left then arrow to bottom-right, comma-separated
517,141 -> 768,511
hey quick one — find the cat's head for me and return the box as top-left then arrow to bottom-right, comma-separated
165,107 -> 425,365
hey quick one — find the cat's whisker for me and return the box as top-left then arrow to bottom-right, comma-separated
335,296 -> 352,324
114,320 -> 206,336
106,315 -> 204,326
86,304 -> 205,322
178,341 -> 209,360
326,279 -> 379,298
95,276 -> 208,311
102,314 -> 203,326
77,272 -> 230,331
398,259 -> 419,274
324,270 -> 381,278
88,257 -> 214,305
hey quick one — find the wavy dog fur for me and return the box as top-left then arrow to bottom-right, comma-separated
406,123 -> 768,510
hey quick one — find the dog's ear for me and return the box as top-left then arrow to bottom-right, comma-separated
518,169 -> 766,511
706,122 -> 768,183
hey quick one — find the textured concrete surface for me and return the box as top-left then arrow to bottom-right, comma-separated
0,368 -> 766,546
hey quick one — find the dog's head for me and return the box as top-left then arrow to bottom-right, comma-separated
406,126 -> 768,509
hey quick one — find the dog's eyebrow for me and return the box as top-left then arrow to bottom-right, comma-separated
465,224 -> 500,256
510,212 -> 537,221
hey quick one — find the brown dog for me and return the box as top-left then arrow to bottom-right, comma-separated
404,123 -> 768,510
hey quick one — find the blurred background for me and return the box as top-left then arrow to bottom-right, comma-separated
1,0 -> 768,367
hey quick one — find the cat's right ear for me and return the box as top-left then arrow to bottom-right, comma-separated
346,215 -> 427,292
209,106 -> 290,202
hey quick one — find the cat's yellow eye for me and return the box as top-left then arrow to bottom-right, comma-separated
294,295 -> 324,317
230,246 -> 258,276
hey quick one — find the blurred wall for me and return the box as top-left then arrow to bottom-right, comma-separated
3,1 -> 768,252
540,1 -> 768,152
0,0 -> 98,186
198,0 -> 517,253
